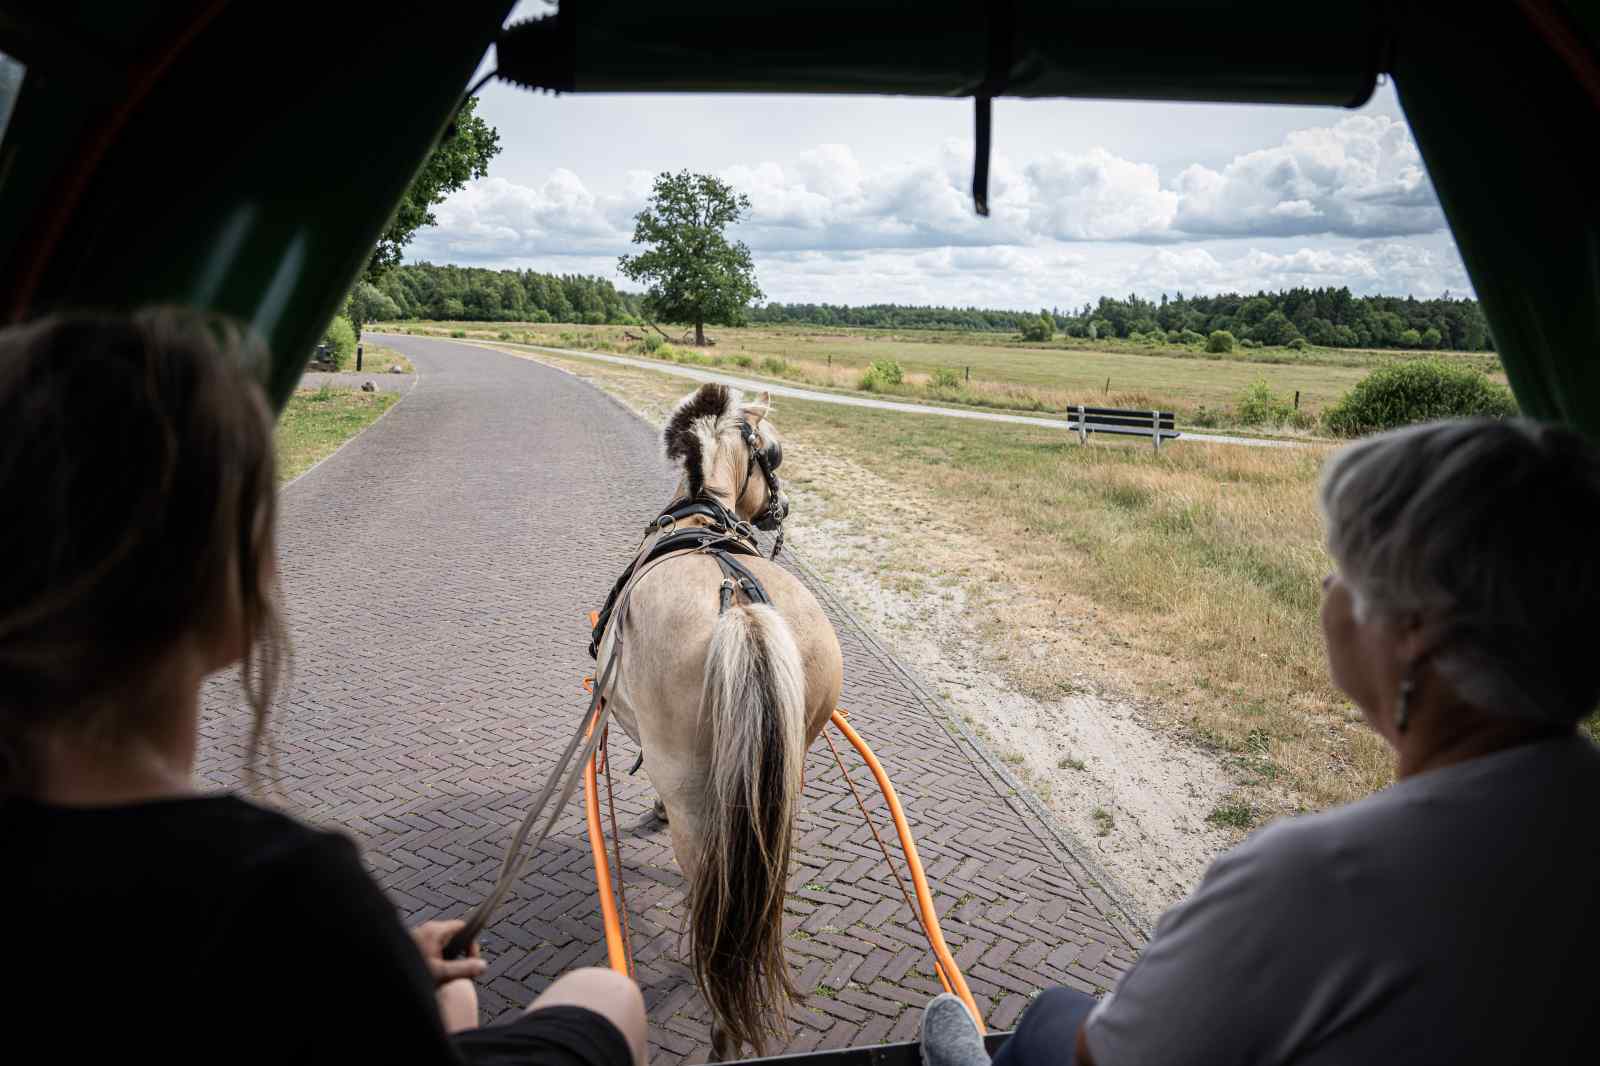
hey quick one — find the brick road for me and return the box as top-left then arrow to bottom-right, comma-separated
198,336 -> 1139,1062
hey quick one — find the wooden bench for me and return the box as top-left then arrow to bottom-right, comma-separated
1065,404 -> 1180,451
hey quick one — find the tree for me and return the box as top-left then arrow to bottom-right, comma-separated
364,97 -> 501,281
1207,329 -> 1236,353
344,281 -> 402,336
618,171 -> 762,346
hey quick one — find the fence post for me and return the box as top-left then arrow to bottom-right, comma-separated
1152,409 -> 1161,453
356,344 -> 363,372
1104,376 -> 1110,395
1294,390 -> 1300,409
1077,403 -> 1087,445
965,366 -> 970,382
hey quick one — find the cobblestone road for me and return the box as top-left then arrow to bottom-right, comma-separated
199,336 -> 1139,1062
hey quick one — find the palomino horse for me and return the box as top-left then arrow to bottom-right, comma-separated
595,383 -> 843,1059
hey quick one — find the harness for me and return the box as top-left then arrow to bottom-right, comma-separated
589,420 -> 785,658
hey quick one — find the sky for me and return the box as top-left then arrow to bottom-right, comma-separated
407,15 -> 1475,311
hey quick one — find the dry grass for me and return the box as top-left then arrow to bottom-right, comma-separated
380,320 -> 1503,434
492,340 -> 1391,819
356,342 -> 413,374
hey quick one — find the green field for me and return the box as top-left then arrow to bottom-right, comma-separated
276,384 -> 397,481
384,319 -> 1504,435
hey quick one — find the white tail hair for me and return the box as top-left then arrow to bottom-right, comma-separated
690,601 -> 806,1056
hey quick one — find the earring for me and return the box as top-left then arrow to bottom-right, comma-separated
1395,673 -> 1415,734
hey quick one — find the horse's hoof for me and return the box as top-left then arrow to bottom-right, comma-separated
653,797 -> 670,824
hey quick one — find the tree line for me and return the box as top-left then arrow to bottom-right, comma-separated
752,288 -> 1493,351
352,259 -> 1492,355
352,263 -> 646,326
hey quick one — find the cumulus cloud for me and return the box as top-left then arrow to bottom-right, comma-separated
1173,116 -> 1442,237
408,115 -> 1461,300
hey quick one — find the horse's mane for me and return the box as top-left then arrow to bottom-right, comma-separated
664,383 -> 734,497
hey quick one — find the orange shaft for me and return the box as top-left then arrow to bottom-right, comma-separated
830,710 -> 986,1033
584,750 -> 630,974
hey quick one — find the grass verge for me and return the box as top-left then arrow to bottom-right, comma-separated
276,384 -> 397,482
355,341 -> 414,374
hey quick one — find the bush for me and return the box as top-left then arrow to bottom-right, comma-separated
1399,328 -> 1422,348
1322,359 -> 1519,437
655,342 -> 680,360
760,356 -> 790,376
641,333 -> 664,353
1206,329 -> 1236,354
1179,329 -> 1207,346
497,330 -> 513,341
731,354 -> 754,368
1241,338 -> 1262,349
930,367 -> 963,388
448,329 -> 467,339
1019,312 -> 1055,342
859,358 -> 905,392
1287,337 -> 1309,351
1235,378 -> 1294,426
319,314 -> 357,369
528,309 -> 552,324
582,310 -> 607,325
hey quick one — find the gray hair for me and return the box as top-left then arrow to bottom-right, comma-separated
1319,418 -> 1600,726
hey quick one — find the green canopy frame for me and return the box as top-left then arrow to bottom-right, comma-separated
0,1 -> 1596,432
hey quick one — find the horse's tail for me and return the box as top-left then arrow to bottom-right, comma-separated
692,601 -> 807,1056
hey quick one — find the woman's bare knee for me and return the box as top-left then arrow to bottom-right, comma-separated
528,967 -> 647,1066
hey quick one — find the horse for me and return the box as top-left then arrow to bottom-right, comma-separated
595,383 -> 844,1059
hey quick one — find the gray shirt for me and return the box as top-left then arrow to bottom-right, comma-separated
1085,734 -> 1600,1065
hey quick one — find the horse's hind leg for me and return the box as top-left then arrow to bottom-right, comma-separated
652,797 -> 669,824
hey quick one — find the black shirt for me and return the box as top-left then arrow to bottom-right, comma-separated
6,793 -> 476,1063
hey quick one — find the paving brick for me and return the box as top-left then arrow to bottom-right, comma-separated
197,337 -> 1137,1064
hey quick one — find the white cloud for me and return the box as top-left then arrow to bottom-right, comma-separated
1172,116 -> 1442,237
408,115 -> 1465,302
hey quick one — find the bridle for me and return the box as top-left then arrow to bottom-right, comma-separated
735,419 -> 786,554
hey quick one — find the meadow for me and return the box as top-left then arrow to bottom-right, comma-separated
385,319 -> 1503,436
275,383 -> 397,482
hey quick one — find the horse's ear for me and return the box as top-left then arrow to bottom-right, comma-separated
743,390 -> 772,426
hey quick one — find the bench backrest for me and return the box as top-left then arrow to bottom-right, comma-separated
1066,406 -> 1177,433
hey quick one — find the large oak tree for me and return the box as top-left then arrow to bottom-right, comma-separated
618,171 -> 762,346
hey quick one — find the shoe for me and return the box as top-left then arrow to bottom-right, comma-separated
921,993 -> 989,1066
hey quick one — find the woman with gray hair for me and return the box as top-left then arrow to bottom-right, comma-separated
922,418 -> 1600,1066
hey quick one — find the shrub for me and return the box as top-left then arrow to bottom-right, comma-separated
1241,338 -> 1262,349
528,309 -> 552,324
930,367 -> 963,388
761,356 -> 790,376
582,310 -> 607,325
1287,337 -> 1309,351
731,354 -> 753,368
1399,328 -> 1422,348
655,342 -> 680,361
1164,329 -> 1183,344
1235,378 -> 1294,426
497,330 -> 513,341
1322,359 -> 1519,437
860,358 -> 905,392
1206,329 -> 1236,354
641,333 -> 664,353
1019,312 -> 1055,342
320,314 -> 358,369
448,329 -> 467,339
1179,329 -> 1207,346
